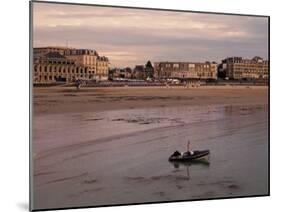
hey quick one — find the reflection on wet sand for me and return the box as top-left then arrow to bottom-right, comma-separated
170,159 -> 210,180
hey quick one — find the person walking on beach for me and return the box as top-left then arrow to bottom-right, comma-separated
75,79 -> 81,90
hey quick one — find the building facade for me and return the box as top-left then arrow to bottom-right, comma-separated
133,65 -> 146,80
34,46 -> 72,58
154,61 -> 217,80
64,49 -> 98,70
33,52 -> 95,83
96,56 -> 110,81
221,56 -> 268,80
110,67 -> 133,79
64,48 -> 109,81
33,46 -> 109,83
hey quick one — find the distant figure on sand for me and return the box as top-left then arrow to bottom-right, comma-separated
75,79 -> 81,90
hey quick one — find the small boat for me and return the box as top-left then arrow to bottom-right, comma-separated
169,149 -> 210,162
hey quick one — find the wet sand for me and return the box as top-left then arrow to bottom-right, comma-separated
32,86 -> 269,210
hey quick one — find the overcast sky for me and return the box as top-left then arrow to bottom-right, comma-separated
33,2 -> 268,68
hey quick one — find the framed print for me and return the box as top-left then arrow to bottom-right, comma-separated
30,1 -> 269,211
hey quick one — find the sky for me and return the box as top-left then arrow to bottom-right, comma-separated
33,2 -> 269,68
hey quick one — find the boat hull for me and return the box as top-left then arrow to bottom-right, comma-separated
169,150 -> 210,162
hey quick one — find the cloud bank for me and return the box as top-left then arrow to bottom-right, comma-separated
33,2 -> 268,68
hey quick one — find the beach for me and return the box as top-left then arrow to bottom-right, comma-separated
33,86 -> 268,115
32,86 -> 269,210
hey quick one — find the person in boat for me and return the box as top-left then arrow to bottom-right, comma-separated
171,150 -> 181,157
171,141 -> 194,158
186,140 -> 194,155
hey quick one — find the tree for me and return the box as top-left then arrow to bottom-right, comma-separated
145,60 -> 154,79
145,60 -> 153,69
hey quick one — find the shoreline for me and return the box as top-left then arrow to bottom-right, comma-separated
33,86 -> 268,115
